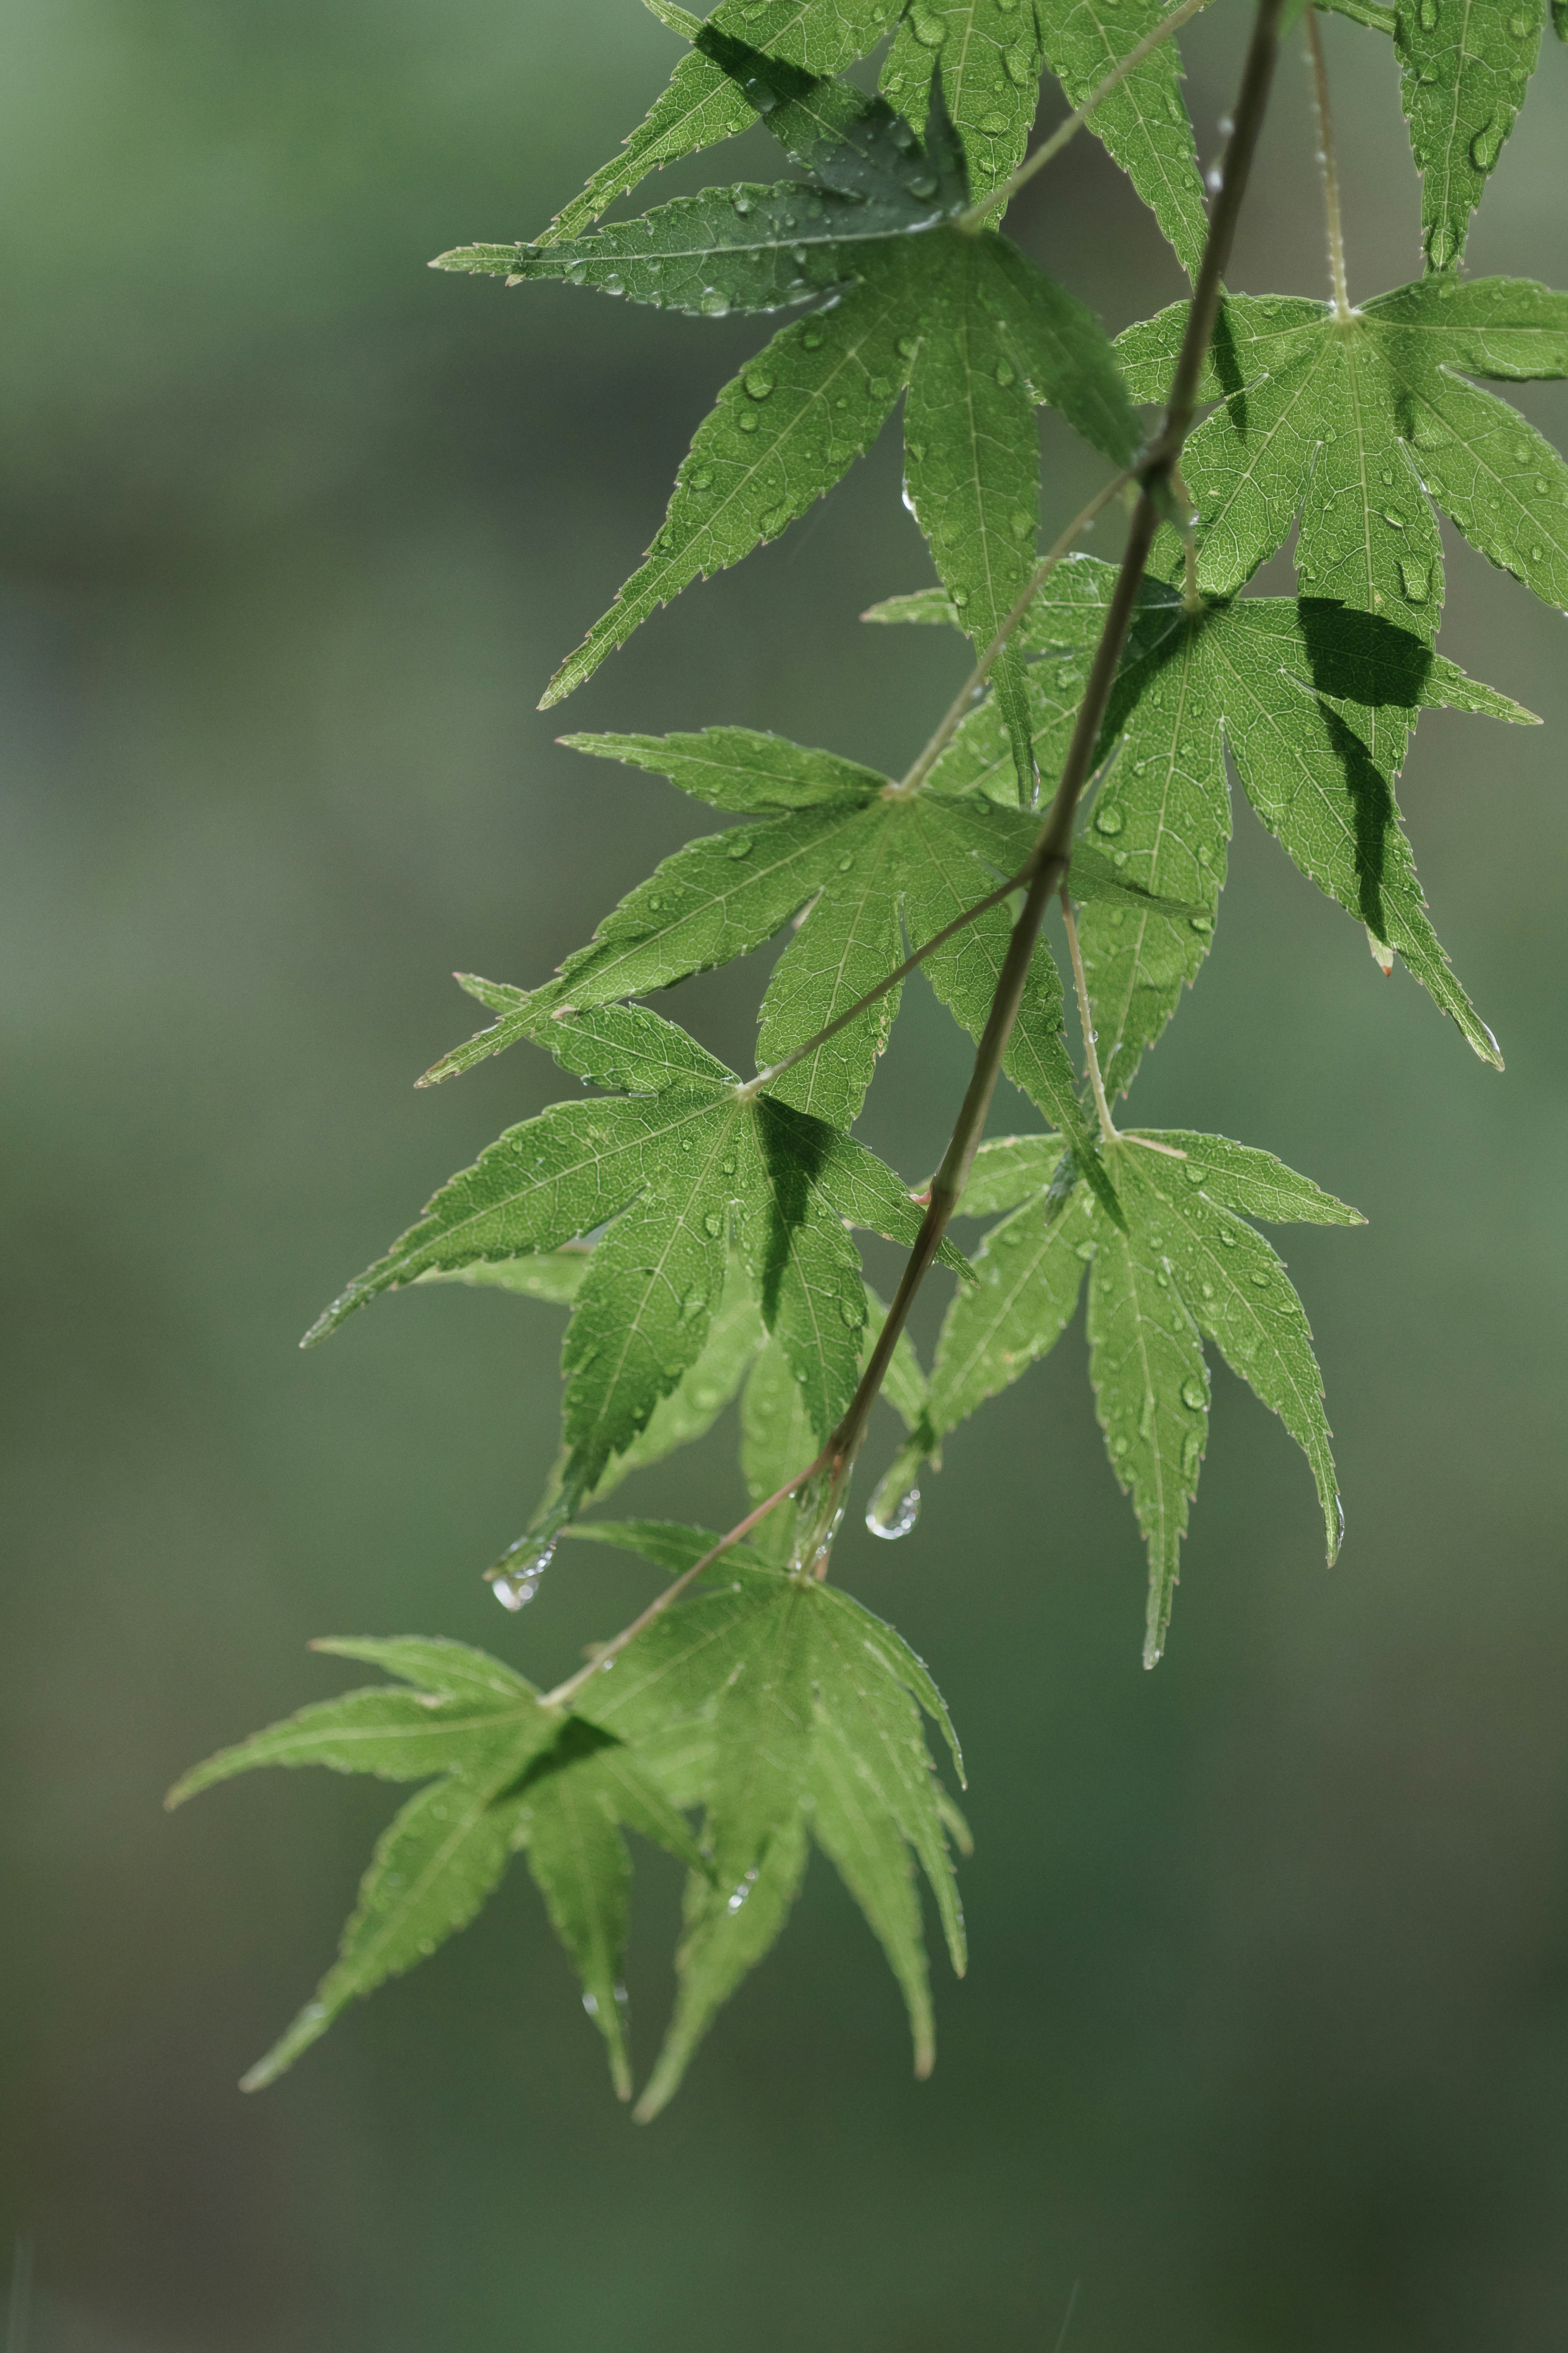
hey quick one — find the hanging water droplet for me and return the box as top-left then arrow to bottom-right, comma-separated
1205,166 -> 1224,194
491,1535 -> 557,1611
866,1471 -> 921,1540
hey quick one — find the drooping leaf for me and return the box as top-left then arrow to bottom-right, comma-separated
307,1004 -> 967,1528
1395,0 -> 1547,274
567,1525 -> 965,2110
170,1645 -> 701,2094
1115,278 -> 1568,637
928,1131 -> 1363,1660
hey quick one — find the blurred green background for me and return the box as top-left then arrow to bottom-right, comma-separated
4,2 -> 1567,2345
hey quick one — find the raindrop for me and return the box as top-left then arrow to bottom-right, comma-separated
1094,803 -> 1125,836
1400,560 -> 1430,602
1508,8 -> 1531,31
732,191 -> 751,216
1189,914 -> 1213,935
727,835 -> 755,857
491,1536 -> 557,1612
994,357 -> 1016,388
866,1475 -> 921,1541
737,411 -> 760,433
897,335 -> 920,359
699,288 -> 731,317
911,7 -> 946,42
908,172 -> 938,198
686,464 -> 713,491
1205,166 -> 1224,194
1382,506 -> 1407,529
1469,120 -> 1502,171
726,1869 -> 760,1914
1417,0 -> 1438,26
602,272 -> 624,297
744,368 -> 775,401
802,326 -> 824,350
703,1212 -> 723,1236
1181,1378 -> 1205,1411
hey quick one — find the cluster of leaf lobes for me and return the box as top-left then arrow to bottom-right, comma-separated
177,0 -> 1566,2111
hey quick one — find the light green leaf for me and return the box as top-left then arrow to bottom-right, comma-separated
1115,280 -> 1568,632
880,0 -> 1046,195
165,1684 -> 537,1803
437,180 -> 920,316
570,1535 -> 966,2111
635,1813 -> 811,2121
559,725 -> 889,812
238,1725 -> 554,2090
1036,0 -> 1210,276
514,1717 -> 706,2101
1018,560 -> 1532,1072
308,1006 -> 964,1515
541,269 -> 918,708
929,1169 -> 1095,1433
929,1129 -> 1358,1661
1087,1182 -> 1208,1668
1396,0 -> 1546,273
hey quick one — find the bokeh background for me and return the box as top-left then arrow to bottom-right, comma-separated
4,2 -> 1568,2345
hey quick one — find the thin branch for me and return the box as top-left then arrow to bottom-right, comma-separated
1303,7 -> 1352,319
1060,889 -> 1118,1146
805,0 -> 1290,1538
547,0 -> 1289,1649
892,466 -> 1134,800
959,0 -> 1216,234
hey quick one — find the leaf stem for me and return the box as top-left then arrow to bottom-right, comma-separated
1303,6 -> 1353,319
1060,888 -> 1119,1146
959,0 -> 1216,234
890,467 -> 1134,801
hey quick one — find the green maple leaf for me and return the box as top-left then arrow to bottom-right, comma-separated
305,1002 -> 969,1534
1115,278 -> 1568,640
537,0 -> 904,245
565,1520 -> 966,2116
437,38 -> 1138,753
1395,0 -> 1548,272
927,1128 -> 1364,1662
169,1643 -> 703,2098
422,727 -> 1191,1182
867,557 -> 1536,1077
